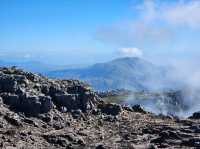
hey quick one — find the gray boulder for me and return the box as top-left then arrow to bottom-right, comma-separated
0,75 -> 18,93
54,93 -> 79,111
132,104 -> 147,114
54,92 -> 96,112
20,94 -> 54,116
2,93 -> 54,116
98,103 -> 122,115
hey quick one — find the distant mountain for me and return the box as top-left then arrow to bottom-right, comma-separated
48,57 -> 172,91
0,60 -> 56,74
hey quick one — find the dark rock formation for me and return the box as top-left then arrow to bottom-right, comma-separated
0,67 -> 99,116
98,103 -> 122,115
189,111 -> 200,119
132,104 -> 147,114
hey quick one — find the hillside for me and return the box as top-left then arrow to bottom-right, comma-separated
0,67 -> 199,148
0,60 -> 55,74
48,57 -> 170,91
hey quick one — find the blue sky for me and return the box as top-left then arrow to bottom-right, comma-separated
0,0 -> 200,65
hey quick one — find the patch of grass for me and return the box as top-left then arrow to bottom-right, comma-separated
102,91 -> 172,105
102,95 -> 129,104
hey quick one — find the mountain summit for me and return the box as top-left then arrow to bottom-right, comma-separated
48,57 -> 168,91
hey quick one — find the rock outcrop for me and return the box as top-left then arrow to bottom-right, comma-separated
98,103 -> 122,115
0,67 -> 99,116
189,111 -> 200,119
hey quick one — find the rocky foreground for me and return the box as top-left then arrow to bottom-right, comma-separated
0,67 -> 199,149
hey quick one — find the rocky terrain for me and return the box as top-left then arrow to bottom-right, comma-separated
0,67 -> 199,148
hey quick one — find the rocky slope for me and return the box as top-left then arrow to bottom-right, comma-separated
0,67 -> 199,148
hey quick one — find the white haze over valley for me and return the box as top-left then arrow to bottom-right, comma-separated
105,0 -> 200,118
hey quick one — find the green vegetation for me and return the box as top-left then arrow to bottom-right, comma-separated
102,95 -> 129,104
102,91 -> 178,105
102,92 -> 159,104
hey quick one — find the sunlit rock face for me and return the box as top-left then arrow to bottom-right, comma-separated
0,67 -> 100,116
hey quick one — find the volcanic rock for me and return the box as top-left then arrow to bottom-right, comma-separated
0,67 -> 99,116
181,138 -> 200,147
98,103 -> 122,115
132,104 -> 147,114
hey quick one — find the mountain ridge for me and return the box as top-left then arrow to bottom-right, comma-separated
48,57 -> 169,91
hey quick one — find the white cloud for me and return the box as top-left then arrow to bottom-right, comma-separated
24,54 -> 31,59
119,47 -> 143,58
137,0 -> 200,29
95,0 -> 200,47
163,1 -> 200,28
135,0 -> 158,23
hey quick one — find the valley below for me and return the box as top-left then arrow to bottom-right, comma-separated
99,90 -> 191,118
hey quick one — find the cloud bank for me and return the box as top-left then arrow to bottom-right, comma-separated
95,0 -> 200,49
137,0 -> 200,28
119,47 -> 143,58
163,0 -> 200,28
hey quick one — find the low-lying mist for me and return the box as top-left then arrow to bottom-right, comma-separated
123,61 -> 200,118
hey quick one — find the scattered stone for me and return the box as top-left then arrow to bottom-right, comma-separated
4,114 -> 22,127
71,109 -> 83,119
44,135 -> 70,147
150,137 -> 164,144
123,105 -> 133,112
189,125 -> 200,133
159,130 -> 181,140
103,115 -> 117,122
96,144 -> 106,149
181,138 -> 200,147
39,114 -> 52,123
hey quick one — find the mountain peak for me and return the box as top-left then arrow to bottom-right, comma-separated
48,57 -> 166,91
111,57 -> 141,62
110,57 -> 151,65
